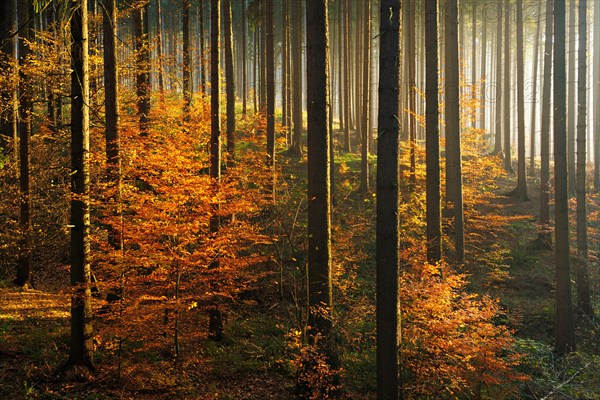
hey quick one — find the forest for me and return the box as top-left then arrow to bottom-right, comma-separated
0,0 -> 599,398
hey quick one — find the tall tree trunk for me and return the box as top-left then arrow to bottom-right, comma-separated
567,0 -> 576,194
266,0 -> 275,172
290,0 -> 303,155
426,0 -> 441,264
200,0 -> 206,95
537,0 -> 553,249
103,0 -> 121,250
208,0 -> 223,342
376,1 -> 401,397
529,0 -> 542,172
67,0 -> 95,371
342,0 -> 350,152
503,2 -> 512,172
305,0 -> 338,386
407,0 -> 416,190
223,0 -> 235,159
479,3 -> 487,134
575,0 -> 592,317
445,0 -> 465,263
553,0 -> 576,355
0,0 -> 17,155
182,0 -> 192,119
594,0 -> 600,189
281,0 -> 287,127
15,0 -> 33,288
359,0 -> 370,195
241,0 -> 247,116
509,0 -> 529,201
492,1 -> 503,155
471,2 -> 477,127
135,2 -> 150,136
155,0 -> 165,99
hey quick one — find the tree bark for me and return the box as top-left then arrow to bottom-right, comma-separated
266,0 -> 275,173
182,0 -> 192,119
376,1 -> 401,397
529,0 -> 542,173
290,0 -> 303,155
567,0 -> 576,194
68,0 -> 95,371
155,0 -> 165,99
492,1 -> 503,155
223,0 -> 235,159
359,0 -> 370,195
503,2 -> 512,172
135,2 -> 150,136
553,0 -> 576,355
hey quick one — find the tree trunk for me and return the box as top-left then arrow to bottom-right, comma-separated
223,0 -> 235,159
567,0 -> 576,194
594,0 -> 600,189
241,0 -> 247,116
15,0 -> 33,288
155,0 -> 165,99
342,0 -> 350,152
445,0 -> 465,263
426,0 -> 441,264
575,0 -> 592,317
529,0 -> 542,173
508,0 -> 529,201
305,0 -> 338,383
503,2 -> 512,172
553,0 -> 576,355
537,0 -> 553,249
492,1 -> 503,155
376,1 -> 401,397
407,0 -> 417,190
135,2 -> 150,136
103,0 -> 121,250
359,0 -> 370,195
68,0 -> 95,371
290,0 -> 303,155
266,0 -> 275,173
208,0 -> 223,342
182,0 -> 192,119
0,0 -> 17,156
200,0 -> 206,95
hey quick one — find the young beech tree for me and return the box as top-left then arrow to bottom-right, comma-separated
553,0 -> 576,354
67,0 -> 95,371
376,0 -> 401,397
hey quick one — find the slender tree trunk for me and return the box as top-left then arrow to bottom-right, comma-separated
135,2 -> 150,136
223,0 -> 235,158
503,3 -> 512,171
576,0 -> 592,317
67,0 -> 95,371
537,0 -> 553,249
182,0 -> 192,119
208,0 -> 223,342
376,1 -> 401,397
343,0 -> 350,152
445,0 -> 464,263
305,0 -> 338,381
594,0 -> 600,189
290,0 -> 303,155
493,1 -> 503,155
103,0 -> 121,250
155,0 -> 165,99
567,0 -> 576,194
407,0 -> 416,190
200,0 -> 206,95
426,0 -> 441,264
471,2 -> 477,127
266,0 -> 275,173
509,0 -> 529,200
479,4 -> 487,134
529,0 -> 542,173
15,0 -> 33,288
553,0 -> 576,355
359,0 -> 370,195
241,0 -> 247,116
0,0 -> 17,154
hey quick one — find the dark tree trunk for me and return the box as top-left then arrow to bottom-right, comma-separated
407,0 -> 416,190
241,0 -> 247,116
68,0 -> 95,371
537,0 -> 553,249
266,0 -> 275,172
200,0 -> 206,95
305,0 -> 338,380
575,0 -> 592,317
553,0 -> 576,355
208,0 -> 223,342
359,0 -> 370,195
445,0 -> 465,263
224,0 -> 235,159
508,0 -> 529,201
290,0 -> 303,155
342,0 -> 350,152
103,0 -> 121,250
503,2 -> 512,172
155,0 -> 165,99
182,0 -> 192,119
492,0 -> 503,155
426,0 -> 441,264
567,0 -> 576,194
0,0 -> 17,156
134,2 -> 150,135
376,0 -> 401,397
15,0 -> 33,288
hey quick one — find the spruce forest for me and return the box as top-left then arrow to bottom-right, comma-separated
2,0 -> 600,398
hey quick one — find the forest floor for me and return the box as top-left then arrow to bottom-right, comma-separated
1,159 -> 599,399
